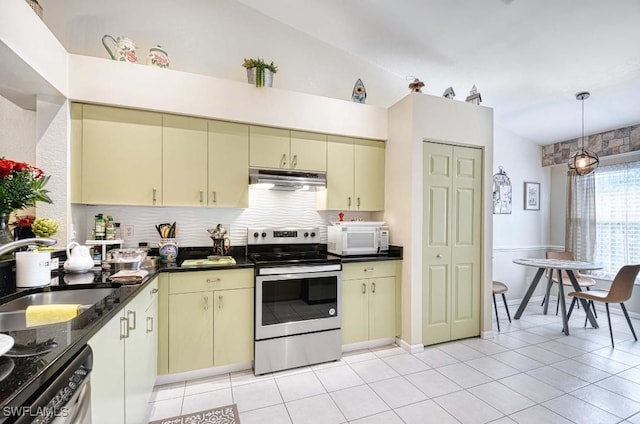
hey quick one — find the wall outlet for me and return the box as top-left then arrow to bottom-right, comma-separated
124,224 -> 134,239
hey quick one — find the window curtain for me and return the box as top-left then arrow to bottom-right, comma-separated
565,170 -> 596,263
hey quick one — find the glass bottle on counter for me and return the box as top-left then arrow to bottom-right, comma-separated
105,216 -> 115,240
94,214 -> 106,240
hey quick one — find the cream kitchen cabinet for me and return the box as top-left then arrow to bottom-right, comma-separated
249,126 -> 327,172
81,104 -> 163,205
342,261 -> 399,345
89,278 -> 159,424
167,269 -> 254,373
208,120 -> 249,207
162,114 -> 208,206
323,135 -> 385,211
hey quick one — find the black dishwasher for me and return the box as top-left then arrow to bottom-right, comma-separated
7,345 -> 92,424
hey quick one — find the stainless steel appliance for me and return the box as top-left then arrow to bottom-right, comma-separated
249,227 -> 342,375
12,345 -> 92,424
327,222 -> 389,256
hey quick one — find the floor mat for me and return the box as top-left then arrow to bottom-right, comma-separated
149,404 -> 240,424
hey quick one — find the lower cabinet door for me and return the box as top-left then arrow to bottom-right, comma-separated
342,279 -> 369,344
169,292 -> 214,373
88,311 -> 125,424
368,277 -> 396,340
124,294 -> 159,423
213,288 -> 254,366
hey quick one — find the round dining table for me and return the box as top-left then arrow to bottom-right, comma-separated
512,258 -> 602,335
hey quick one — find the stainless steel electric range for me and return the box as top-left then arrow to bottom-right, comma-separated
248,227 -> 342,375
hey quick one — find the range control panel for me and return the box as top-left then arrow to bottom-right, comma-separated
247,227 -> 319,244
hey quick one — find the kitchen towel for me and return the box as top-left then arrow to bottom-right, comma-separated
109,269 -> 149,283
25,304 -> 80,327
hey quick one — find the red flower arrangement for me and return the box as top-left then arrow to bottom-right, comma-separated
0,157 -> 52,215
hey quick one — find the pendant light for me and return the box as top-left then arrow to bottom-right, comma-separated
568,91 -> 599,175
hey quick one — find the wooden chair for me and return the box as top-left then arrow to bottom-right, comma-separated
492,281 -> 511,332
568,264 -> 640,347
543,251 -> 597,317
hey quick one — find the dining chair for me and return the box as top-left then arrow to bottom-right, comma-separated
492,280 -> 511,332
568,264 -> 640,347
543,251 -> 597,317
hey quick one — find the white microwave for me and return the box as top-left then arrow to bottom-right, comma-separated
327,224 -> 389,256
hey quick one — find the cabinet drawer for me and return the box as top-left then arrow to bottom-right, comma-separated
169,269 -> 254,294
342,261 -> 399,280
140,277 -> 159,310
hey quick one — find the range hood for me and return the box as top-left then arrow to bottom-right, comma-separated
249,167 -> 327,191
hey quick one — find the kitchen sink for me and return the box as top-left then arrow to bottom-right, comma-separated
0,288 -> 116,331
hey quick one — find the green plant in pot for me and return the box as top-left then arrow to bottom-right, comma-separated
243,58 -> 278,87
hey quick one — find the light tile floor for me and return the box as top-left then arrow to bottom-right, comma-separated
146,300 -> 640,423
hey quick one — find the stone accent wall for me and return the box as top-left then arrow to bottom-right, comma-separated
542,123 -> 640,166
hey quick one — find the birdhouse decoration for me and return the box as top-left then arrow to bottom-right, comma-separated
351,79 -> 367,104
443,86 -> 455,99
465,84 -> 482,105
408,78 -> 425,93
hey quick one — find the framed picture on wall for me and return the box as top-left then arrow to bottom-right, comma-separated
524,181 -> 540,210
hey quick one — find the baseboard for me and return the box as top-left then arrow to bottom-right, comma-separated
396,337 -> 425,354
481,330 -> 494,340
342,337 -> 396,353
155,361 -> 253,386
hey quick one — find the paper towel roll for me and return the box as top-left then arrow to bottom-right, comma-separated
16,251 -> 51,288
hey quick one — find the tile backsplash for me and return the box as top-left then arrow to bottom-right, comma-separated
72,189 -> 373,248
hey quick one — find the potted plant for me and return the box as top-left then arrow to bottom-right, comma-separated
0,157 -> 52,245
242,58 -> 278,87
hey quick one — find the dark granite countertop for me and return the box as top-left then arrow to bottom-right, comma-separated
0,272 -> 158,411
0,243 -> 402,411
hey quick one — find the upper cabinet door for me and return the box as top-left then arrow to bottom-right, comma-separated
82,104 -> 162,205
162,114 -> 208,206
354,139 -> 385,211
326,135 -> 355,210
290,131 -> 327,172
208,121 -> 249,208
249,126 -> 290,169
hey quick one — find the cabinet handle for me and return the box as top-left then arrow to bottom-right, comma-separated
291,155 -> 298,168
204,296 -> 209,311
364,267 -> 374,273
372,282 -> 376,293
151,288 -> 158,294
120,317 -> 129,339
146,316 -> 154,333
436,254 -> 443,259
212,191 -> 217,204
152,188 -> 157,204
280,154 -> 287,168
361,283 -> 367,294
348,197 -> 352,207
218,295 -> 223,310
357,197 -> 361,208
127,311 -> 136,330
206,278 -> 221,284
199,190 -> 204,203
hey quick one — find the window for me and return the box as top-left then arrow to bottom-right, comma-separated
593,161 -> 640,280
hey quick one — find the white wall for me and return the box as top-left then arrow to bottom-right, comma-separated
492,125 -> 552,302
0,95 -> 35,162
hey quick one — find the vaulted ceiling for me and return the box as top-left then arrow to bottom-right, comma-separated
38,0 -> 640,145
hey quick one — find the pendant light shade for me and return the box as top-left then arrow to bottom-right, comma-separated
568,91 -> 599,175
